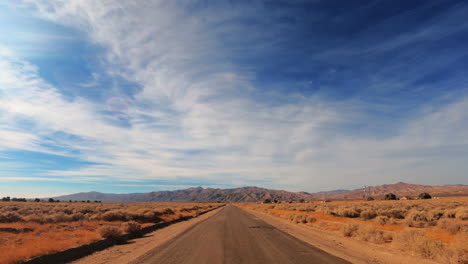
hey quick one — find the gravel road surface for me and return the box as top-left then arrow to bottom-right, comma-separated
133,205 -> 350,264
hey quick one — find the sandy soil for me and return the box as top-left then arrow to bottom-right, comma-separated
70,207 -> 224,264
240,206 -> 440,264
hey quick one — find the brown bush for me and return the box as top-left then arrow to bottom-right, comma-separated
375,215 -> 389,225
341,223 -> 360,237
355,224 -> 386,243
122,221 -> 142,234
72,212 -> 86,221
406,210 -> 429,221
23,214 -> 45,223
405,210 -> 435,227
98,226 -> 123,239
437,219 -> 462,234
378,209 -> 406,219
101,210 -> 130,221
445,209 -> 457,218
428,208 -> 444,221
360,210 -> 377,220
0,212 -> 23,223
336,207 -> 360,218
292,214 -> 307,223
393,230 -> 448,260
163,208 -> 175,215
455,207 -> 468,220
452,235 -> 468,263
306,215 -> 317,223
52,213 -> 73,223
139,210 -> 163,222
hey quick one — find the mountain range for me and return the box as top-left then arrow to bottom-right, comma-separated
312,182 -> 468,200
53,186 -> 313,203
53,182 -> 468,203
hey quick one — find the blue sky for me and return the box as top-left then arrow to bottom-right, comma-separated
1,0 -> 468,197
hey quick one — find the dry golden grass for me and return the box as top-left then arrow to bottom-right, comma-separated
238,196 -> 468,263
0,202 -> 221,264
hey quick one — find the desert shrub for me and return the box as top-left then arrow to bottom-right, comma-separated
393,230 -> 449,260
72,212 -> 86,221
360,210 -> 377,220
163,208 -> 175,215
455,207 -> 468,220
315,207 -> 333,215
52,213 -> 73,222
341,223 -> 360,237
366,197 -> 375,201
99,226 -> 123,239
428,208 -> 444,221
445,209 -> 457,218
17,208 -> 33,215
437,219 -> 462,234
306,215 -> 317,223
452,234 -> 468,263
122,221 -> 142,235
375,215 -> 390,225
298,207 -> 315,212
336,207 -> 360,218
102,210 -> 130,221
285,213 -> 316,224
136,210 -> 163,222
355,225 -> 386,243
24,214 -> 46,223
405,209 -> 436,227
406,210 -> 429,221
378,208 -> 406,219
79,208 -> 95,214
285,213 -> 296,222
384,193 -> 397,200
63,209 -> 73,215
0,212 -> 23,223
292,214 -> 307,223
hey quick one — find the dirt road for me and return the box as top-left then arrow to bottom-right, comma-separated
132,205 -> 350,264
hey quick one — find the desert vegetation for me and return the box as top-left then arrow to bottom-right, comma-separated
239,197 -> 468,263
0,201 -> 221,264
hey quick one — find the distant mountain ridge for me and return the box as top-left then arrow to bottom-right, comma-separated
53,186 -> 314,203
311,182 -> 468,200
53,182 -> 468,203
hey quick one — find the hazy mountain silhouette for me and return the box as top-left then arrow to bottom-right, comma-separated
53,186 -> 313,203
53,183 -> 468,202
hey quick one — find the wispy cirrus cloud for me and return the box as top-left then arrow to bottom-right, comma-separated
1,0 -> 467,195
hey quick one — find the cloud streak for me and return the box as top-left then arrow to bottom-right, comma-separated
1,0 -> 467,194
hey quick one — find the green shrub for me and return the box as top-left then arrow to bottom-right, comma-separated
418,193 -> 432,199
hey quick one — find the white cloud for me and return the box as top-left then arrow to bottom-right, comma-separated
1,1 -> 467,192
